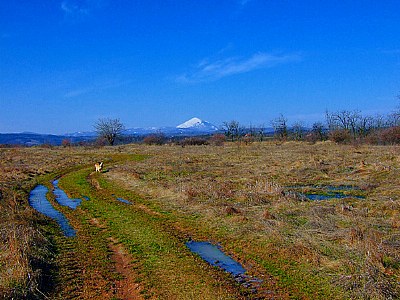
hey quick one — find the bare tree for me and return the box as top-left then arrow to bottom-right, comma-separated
333,110 -> 352,130
291,121 -> 304,141
389,97 -> 400,126
311,122 -> 326,141
326,110 -> 361,139
387,112 -> 400,127
257,124 -> 266,142
325,110 -> 336,131
247,124 -> 257,137
271,114 -> 288,140
348,111 -> 361,139
222,120 -> 241,141
371,114 -> 387,130
94,118 -> 125,146
357,115 -> 374,137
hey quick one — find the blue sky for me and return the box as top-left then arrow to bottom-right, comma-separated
1,0 -> 399,134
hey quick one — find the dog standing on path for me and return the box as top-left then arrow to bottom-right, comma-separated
95,162 -> 103,172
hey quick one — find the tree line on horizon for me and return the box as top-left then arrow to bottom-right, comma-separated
222,106 -> 400,145
60,100 -> 400,147
91,104 -> 399,147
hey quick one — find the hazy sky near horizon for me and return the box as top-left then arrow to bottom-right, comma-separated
1,0 -> 400,134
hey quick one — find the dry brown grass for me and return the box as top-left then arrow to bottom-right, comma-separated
1,142 -> 399,298
0,146 -> 118,298
105,141 -> 400,299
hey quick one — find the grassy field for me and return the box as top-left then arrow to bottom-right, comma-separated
1,141 -> 399,299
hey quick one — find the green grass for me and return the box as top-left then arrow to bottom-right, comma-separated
58,165 -> 344,299
58,168 -> 241,299
3,142 -> 398,299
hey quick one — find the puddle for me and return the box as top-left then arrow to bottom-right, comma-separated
186,240 -> 265,293
52,179 -> 82,209
323,185 -> 361,191
287,185 -> 365,201
305,193 -> 364,201
186,241 -> 246,276
116,197 -> 132,205
29,185 -> 76,237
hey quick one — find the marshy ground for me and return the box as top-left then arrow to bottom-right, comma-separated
1,141 -> 399,299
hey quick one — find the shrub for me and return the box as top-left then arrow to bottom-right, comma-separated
95,137 -> 108,147
143,134 -> 166,145
364,131 -> 380,144
179,137 -> 209,146
209,134 -> 226,146
328,129 -> 352,144
40,143 -> 53,149
242,134 -> 255,145
61,139 -> 71,147
379,126 -> 400,144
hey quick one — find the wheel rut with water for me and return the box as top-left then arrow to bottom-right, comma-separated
29,176 -> 146,299
29,167 -> 283,299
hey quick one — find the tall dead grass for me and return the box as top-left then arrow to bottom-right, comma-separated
2,142 -> 398,298
105,141 -> 400,299
0,146 -> 115,298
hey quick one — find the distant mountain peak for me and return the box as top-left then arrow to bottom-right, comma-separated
177,117 -> 203,129
176,117 -> 219,131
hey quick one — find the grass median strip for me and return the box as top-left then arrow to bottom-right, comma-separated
58,168 -> 243,299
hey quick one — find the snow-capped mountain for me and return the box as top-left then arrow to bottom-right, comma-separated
176,117 -> 219,131
64,131 -> 97,137
123,118 -> 219,136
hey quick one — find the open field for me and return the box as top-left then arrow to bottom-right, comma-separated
1,141 -> 399,299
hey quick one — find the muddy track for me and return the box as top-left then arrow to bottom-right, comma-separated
37,175 -> 145,299
108,237 -> 144,300
89,216 -> 144,300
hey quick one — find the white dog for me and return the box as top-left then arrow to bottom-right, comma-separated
95,162 -> 103,172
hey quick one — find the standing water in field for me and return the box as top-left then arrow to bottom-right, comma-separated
52,179 -> 82,209
186,240 -> 265,293
305,193 -> 365,201
111,194 -> 132,205
116,197 -> 132,205
29,185 -> 76,237
186,241 -> 246,276
287,185 -> 365,201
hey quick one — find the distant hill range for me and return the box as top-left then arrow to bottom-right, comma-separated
0,132 -> 95,146
0,117 -> 280,146
0,118 -> 223,146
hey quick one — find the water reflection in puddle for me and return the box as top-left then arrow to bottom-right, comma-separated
305,193 -> 365,201
52,180 -> 82,209
111,194 -> 132,205
186,241 -> 246,276
186,240 -> 264,292
288,185 -> 365,201
116,197 -> 132,204
29,185 -> 76,237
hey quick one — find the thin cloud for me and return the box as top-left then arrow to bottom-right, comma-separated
381,49 -> 400,55
177,52 -> 301,83
239,0 -> 252,5
61,0 -> 106,20
64,88 -> 91,98
61,1 -> 89,17
63,79 -> 130,98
